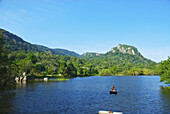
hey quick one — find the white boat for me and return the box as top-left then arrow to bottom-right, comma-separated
99,110 -> 123,114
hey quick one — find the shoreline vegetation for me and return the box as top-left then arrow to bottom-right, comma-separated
2,50 -> 169,83
26,74 -> 158,80
9,50 -> 156,77
24,75 -> 158,83
28,78 -> 69,82
9,50 -> 168,84
27,74 -> 157,77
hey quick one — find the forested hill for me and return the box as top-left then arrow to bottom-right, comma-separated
82,44 -> 156,75
82,44 -> 145,59
0,28 -> 80,57
82,44 -> 153,64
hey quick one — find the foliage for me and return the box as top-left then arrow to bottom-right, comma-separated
157,57 -> 170,84
53,78 -> 69,81
0,35 -> 16,91
9,51 -> 97,77
8,49 -> 156,77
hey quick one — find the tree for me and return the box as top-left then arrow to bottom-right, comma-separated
12,58 -> 34,77
29,54 -> 37,64
157,57 -> 170,84
58,61 -> 67,75
0,35 -> 16,91
77,67 -> 84,76
67,62 -> 77,77
35,64 -> 45,74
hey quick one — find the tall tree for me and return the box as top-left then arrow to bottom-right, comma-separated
0,35 -> 16,91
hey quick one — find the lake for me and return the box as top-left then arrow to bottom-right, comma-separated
0,76 -> 170,113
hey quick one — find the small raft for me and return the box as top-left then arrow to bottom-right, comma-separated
110,89 -> 117,94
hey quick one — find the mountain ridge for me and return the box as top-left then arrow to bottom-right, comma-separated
81,44 -> 154,64
0,28 -> 155,64
0,28 -> 157,76
0,28 -> 80,57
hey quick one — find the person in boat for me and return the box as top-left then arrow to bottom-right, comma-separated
111,85 -> 115,90
109,109 -> 113,113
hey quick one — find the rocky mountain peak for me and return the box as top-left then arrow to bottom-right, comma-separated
110,44 -> 141,56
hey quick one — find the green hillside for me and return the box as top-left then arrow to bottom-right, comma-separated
0,28 -> 80,57
82,44 -> 154,66
82,44 -> 156,75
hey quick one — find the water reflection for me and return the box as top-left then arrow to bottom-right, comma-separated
160,86 -> 170,113
0,92 -> 16,113
16,81 -> 27,89
160,86 -> 170,101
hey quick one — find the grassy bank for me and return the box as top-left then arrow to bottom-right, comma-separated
49,78 -> 69,81
28,78 -> 69,82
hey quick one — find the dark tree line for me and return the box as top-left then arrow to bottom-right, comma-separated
0,35 -> 15,91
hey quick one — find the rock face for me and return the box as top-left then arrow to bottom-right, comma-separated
82,44 -> 144,59
110,44 -> 142,57
117,44 -> 135,55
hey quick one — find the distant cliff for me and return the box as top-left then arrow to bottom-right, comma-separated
110,44 -> 142,57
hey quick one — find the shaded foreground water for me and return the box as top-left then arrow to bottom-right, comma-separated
0,76 -> 170,113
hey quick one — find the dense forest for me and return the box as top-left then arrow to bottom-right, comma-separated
8,50 -> 156,78
9,51 -> 98,77
0,28 -> 170,91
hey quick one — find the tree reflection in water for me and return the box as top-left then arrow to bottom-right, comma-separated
0,92 -> 16,113
16,81 -> 26,89
160,86 -> 170,113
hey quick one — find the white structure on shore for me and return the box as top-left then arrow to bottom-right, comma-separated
44,77 -> 48,81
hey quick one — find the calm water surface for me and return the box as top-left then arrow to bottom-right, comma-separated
0,76 -> 170,114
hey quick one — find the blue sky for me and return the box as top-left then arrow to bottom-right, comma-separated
0,0 -> 170,62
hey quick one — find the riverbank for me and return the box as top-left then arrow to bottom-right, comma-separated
29,78 -> 69,82
22,75 -> 69,82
